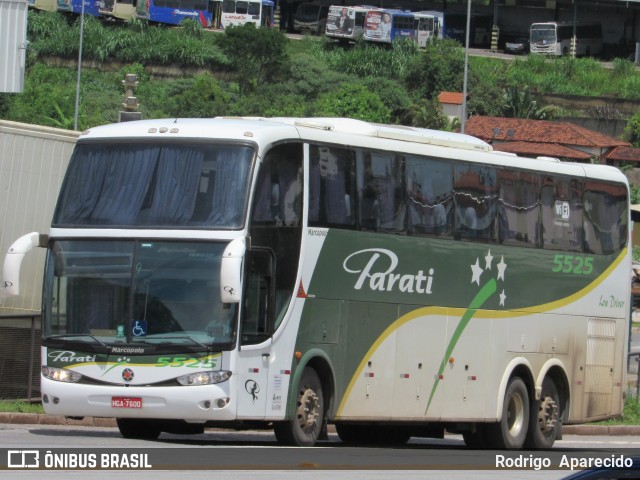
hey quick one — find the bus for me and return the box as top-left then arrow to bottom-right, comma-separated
363,9 -> 440,47
293,2 -> 329,35
325,5 -> 380,43
530,21 -> 603,57
212,0 -> 275,29
2,117 -> 630,450
100,0 -> 137,21
136,0 -> 212,27
70,0 -> 103,17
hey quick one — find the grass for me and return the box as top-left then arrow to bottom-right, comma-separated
0,401 -> 45,414
596,395 -> 640,425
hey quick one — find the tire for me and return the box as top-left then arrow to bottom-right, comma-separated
524,377 -> 561,449
116,418 -> 162,440
484,377 -> 530,449
274,368 -> 324,446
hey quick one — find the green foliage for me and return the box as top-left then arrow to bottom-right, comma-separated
26,11 -> 227,68
612,58 -> 635,77
404,39 -> 464,99
360,77 -> 413,123
0,401 -> 44,414
230,85 -> 308,117
503,85 -> 558,120
625,111 -> 640,147
314,83 -> 391,123
403,98 -> 448,130
311,38 -> 418,80
217,24 -> 290,94
162,74 -> 229,118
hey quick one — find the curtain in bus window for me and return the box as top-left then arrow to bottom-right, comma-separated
582,181 -> 627,255
144,145 -> 202,225
541,176 -> 583,252
58,145 -> 160,225
406,156 -> 453,236
206,148 -> 251,227
454,164 -> 497,242
308,146 -> 356,227
497,170 -> 540,248
357,152 -> 406,232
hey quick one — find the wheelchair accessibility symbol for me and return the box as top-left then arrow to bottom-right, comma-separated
132,320 -> 147,337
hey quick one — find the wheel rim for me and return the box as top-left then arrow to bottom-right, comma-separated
296,384 -> 320,431
537,395 -> 559,434
506,392 -> 525,438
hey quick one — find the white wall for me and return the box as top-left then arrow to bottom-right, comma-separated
0,0 -> 28,93
0,120 -> 79,314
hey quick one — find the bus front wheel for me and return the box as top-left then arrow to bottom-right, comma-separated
525,377 -> 561,449
274,367 -> 324,446
485,376 -> 530,449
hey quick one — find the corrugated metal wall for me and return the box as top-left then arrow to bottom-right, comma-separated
0,0 -> 28,93
0,120 -> 80,314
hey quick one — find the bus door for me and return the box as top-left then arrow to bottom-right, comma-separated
261,1 -> 274,27
415,16 -> 433,48
209,0 -> 222,28
236,248 -> 276,418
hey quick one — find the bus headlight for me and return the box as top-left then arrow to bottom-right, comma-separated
42,366 -> 82,383
177,370 -> 231,386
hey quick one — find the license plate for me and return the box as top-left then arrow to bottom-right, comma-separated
112,397 -> 142,408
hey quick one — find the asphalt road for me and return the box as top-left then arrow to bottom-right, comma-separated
1,423 -> 640,480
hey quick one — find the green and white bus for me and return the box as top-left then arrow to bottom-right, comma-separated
2,117 -> 630,449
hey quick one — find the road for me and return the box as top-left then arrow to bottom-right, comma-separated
1,423 -> 639,480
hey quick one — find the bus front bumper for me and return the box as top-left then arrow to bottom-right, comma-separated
40,377 -> 236,421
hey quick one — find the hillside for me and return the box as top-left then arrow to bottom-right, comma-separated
1,11 -> 640,133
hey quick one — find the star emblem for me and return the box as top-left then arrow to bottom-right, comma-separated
471,258 -> 483,285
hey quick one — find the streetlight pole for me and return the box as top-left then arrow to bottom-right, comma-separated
74,0 -> 85,131
461,0 -> 471,134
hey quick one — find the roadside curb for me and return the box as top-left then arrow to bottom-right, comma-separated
1,413 -> 639,436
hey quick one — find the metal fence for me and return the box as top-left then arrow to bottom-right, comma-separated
0,314 -> 40,401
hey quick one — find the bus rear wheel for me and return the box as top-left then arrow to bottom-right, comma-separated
485,376 -> 529,449
525,377 -> 561,449
116,418 -> 162,440
274,367 -> 324,446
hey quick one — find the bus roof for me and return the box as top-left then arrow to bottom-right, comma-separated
77,117 -> 627,185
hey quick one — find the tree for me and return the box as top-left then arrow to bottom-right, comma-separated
217,24 -> 290,95
403,98 -> 448,130
625,110 -> 640,147
404,39 -> 465,100
314,83 -> 391,123
503,85 -> 557,120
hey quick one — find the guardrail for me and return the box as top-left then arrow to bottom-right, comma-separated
0,313 -> 41,402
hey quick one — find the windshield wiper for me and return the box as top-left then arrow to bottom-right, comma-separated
137,336 -> 210,350
47,334 -> 110,348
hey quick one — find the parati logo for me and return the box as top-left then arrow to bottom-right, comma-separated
343,248 -> 435,294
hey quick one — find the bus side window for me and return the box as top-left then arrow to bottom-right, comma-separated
497,170 -> 540,248
541,176 -> 583,252
406,156 -> 453,237
583,181 -> 627,255
308,145 -> 356,228
454,164 -> 498,243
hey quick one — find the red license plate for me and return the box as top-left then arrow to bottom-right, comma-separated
112,397 -> 142,408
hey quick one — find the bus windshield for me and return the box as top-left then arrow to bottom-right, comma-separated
43,239 -> 236,349
530,25 -> 556,44
53,142 -> 254,229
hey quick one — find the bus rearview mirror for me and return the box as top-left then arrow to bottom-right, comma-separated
2,232 -> 48,297
220,236 -> 246,304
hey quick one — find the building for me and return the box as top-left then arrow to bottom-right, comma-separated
464,116 -> 630,165
437,92 -> 465,125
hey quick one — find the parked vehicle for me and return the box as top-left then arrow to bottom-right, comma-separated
504,36 -> 529,54
293,2 -> 329,34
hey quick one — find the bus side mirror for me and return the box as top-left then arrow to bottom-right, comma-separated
2,232 -> 48,297
220,236 -> 246,304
